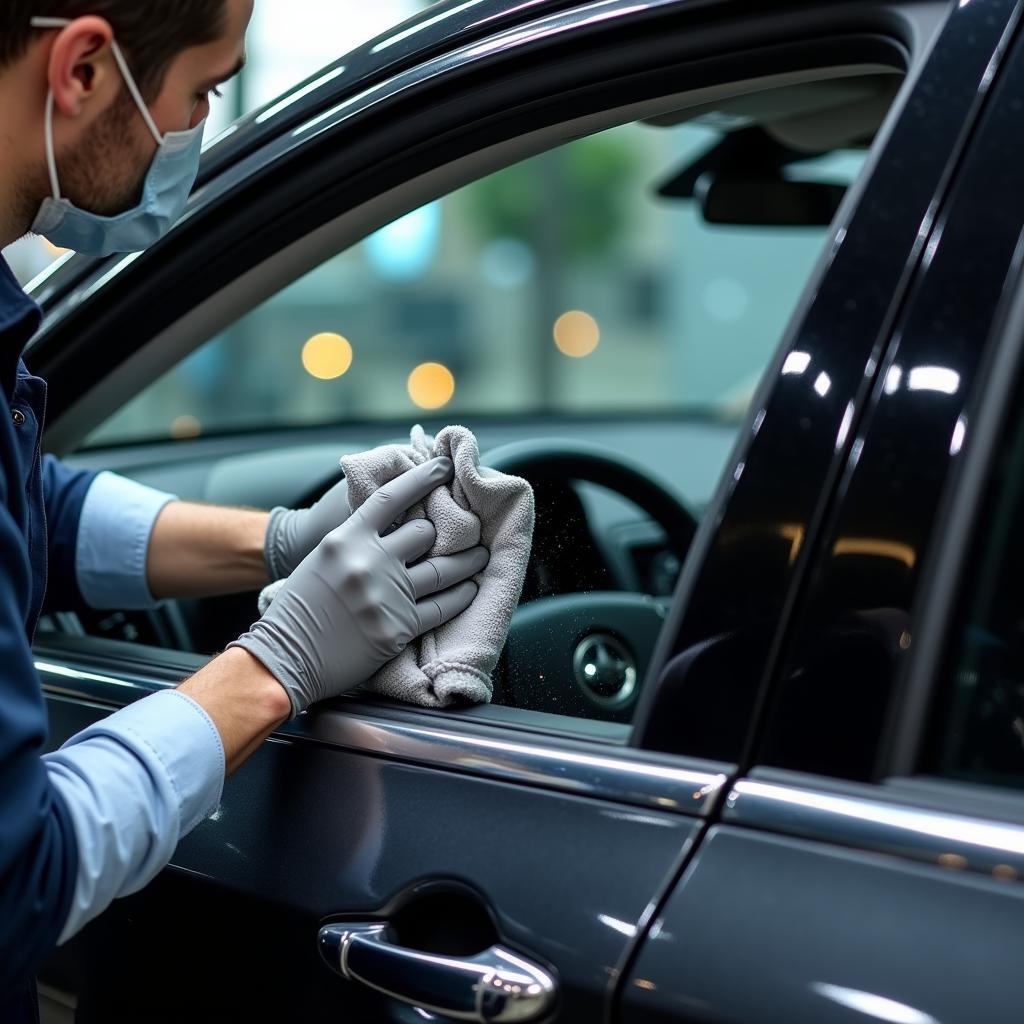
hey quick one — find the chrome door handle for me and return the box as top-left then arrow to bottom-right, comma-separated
318,922 -> 558,1022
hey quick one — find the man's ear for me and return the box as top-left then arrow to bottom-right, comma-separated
44,16 -> 120,120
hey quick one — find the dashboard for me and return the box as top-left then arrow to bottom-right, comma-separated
57,417 -> 735,656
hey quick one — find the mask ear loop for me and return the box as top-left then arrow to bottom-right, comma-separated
30,16 -> 165,149
107,40 -> 165,148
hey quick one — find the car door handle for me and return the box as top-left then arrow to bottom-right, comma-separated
318,922 -> 558,1022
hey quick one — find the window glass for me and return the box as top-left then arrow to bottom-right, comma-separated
84,107 -> 868,723
926,397 -> 1024,788
89,122 -> 861,446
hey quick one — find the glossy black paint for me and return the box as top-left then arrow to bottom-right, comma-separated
616,11 -> 1024,1019
621,826 -> 1024,1024
756,6 -> 1024,783
197,0 -> 679,180
45,695 -> 697,1021
632,0 -> 1021,761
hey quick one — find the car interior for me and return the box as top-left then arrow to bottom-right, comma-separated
38,65 -> 905,734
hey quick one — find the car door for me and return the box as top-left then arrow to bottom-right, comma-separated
621,7 -> 1024,1020
26,1 -> 989,1021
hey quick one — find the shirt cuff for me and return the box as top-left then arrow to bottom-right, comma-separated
75,471 -> 177,610
45,688 -> 225,944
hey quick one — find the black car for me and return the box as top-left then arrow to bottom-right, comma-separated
29,0 -> 1024,1020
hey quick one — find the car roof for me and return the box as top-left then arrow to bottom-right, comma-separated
205,0 -> 595,180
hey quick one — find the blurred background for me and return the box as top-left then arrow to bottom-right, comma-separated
4,0 -> 861,449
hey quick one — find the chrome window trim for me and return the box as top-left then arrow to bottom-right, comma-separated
725,779 -> 1024,882
38,660 -> 729,816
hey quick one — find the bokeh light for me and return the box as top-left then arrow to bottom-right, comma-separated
554,310 -> 600,358
408,362 -> 455,410
170,415 -> 202,440
302,332 -> 354,380
42,240 -> 70,258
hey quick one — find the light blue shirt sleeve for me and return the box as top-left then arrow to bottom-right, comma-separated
75,471 -> 178,610
43,688 -> 225,944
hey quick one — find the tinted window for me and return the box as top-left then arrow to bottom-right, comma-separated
927,395 -> 1024,787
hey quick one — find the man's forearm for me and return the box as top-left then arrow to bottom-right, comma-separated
147,501 -> 270,600
178,648 -> 291,774
44,647 -> 290,946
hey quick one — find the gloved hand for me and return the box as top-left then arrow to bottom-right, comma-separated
264,475 -> 353,581
232,457 -> 488,716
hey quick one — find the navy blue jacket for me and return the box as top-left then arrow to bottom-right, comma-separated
0,258 -> 99,1021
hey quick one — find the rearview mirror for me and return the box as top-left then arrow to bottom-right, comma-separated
697,174 -> 846,227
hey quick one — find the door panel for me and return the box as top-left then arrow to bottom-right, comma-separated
44,693 -> 700,1021
621,824 -> 1024,1024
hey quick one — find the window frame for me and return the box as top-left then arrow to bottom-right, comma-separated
34,11 -> 921,449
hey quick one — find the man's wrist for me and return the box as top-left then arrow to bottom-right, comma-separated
178,647 -> 292,774
242,509 -> 273,582
218,646 -> 293,721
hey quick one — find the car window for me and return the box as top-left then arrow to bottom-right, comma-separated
84,106 -> 869,723
924,391 -> 1024,788
90,121 -> 863,447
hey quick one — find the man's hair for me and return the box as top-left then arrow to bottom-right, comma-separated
1,1 -> 227,98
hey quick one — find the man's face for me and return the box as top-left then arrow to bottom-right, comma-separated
57,0 -> 252,217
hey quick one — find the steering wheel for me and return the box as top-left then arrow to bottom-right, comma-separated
483,439 -> 698,722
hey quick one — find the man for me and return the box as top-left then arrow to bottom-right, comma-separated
0,3 -> 489,1019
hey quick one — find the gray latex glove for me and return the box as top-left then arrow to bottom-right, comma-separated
264,476 -> 353,581
232,457 -> 488,716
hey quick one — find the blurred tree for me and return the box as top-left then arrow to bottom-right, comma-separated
462,130 -> 640,406
466,132 -> 638,260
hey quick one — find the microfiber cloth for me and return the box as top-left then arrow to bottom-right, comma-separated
258,425 -> 535,708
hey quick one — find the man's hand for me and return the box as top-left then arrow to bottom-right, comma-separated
264,476 -> 353,581
231,457 -> 488,716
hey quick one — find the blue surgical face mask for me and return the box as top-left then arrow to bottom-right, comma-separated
29,16 -> 206,256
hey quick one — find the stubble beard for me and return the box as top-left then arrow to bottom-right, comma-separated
22,88 -> 152,231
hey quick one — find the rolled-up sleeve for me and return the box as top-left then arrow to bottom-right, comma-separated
44,688 -> 225,943
75,471 -> 177,610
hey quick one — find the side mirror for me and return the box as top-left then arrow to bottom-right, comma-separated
697,173 -> 846,227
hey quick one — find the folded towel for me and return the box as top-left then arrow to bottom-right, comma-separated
258,425 -> 535,708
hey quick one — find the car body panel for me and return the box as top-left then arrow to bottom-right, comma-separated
45,695 -> 700,1021
622,822 -> 1024,1024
